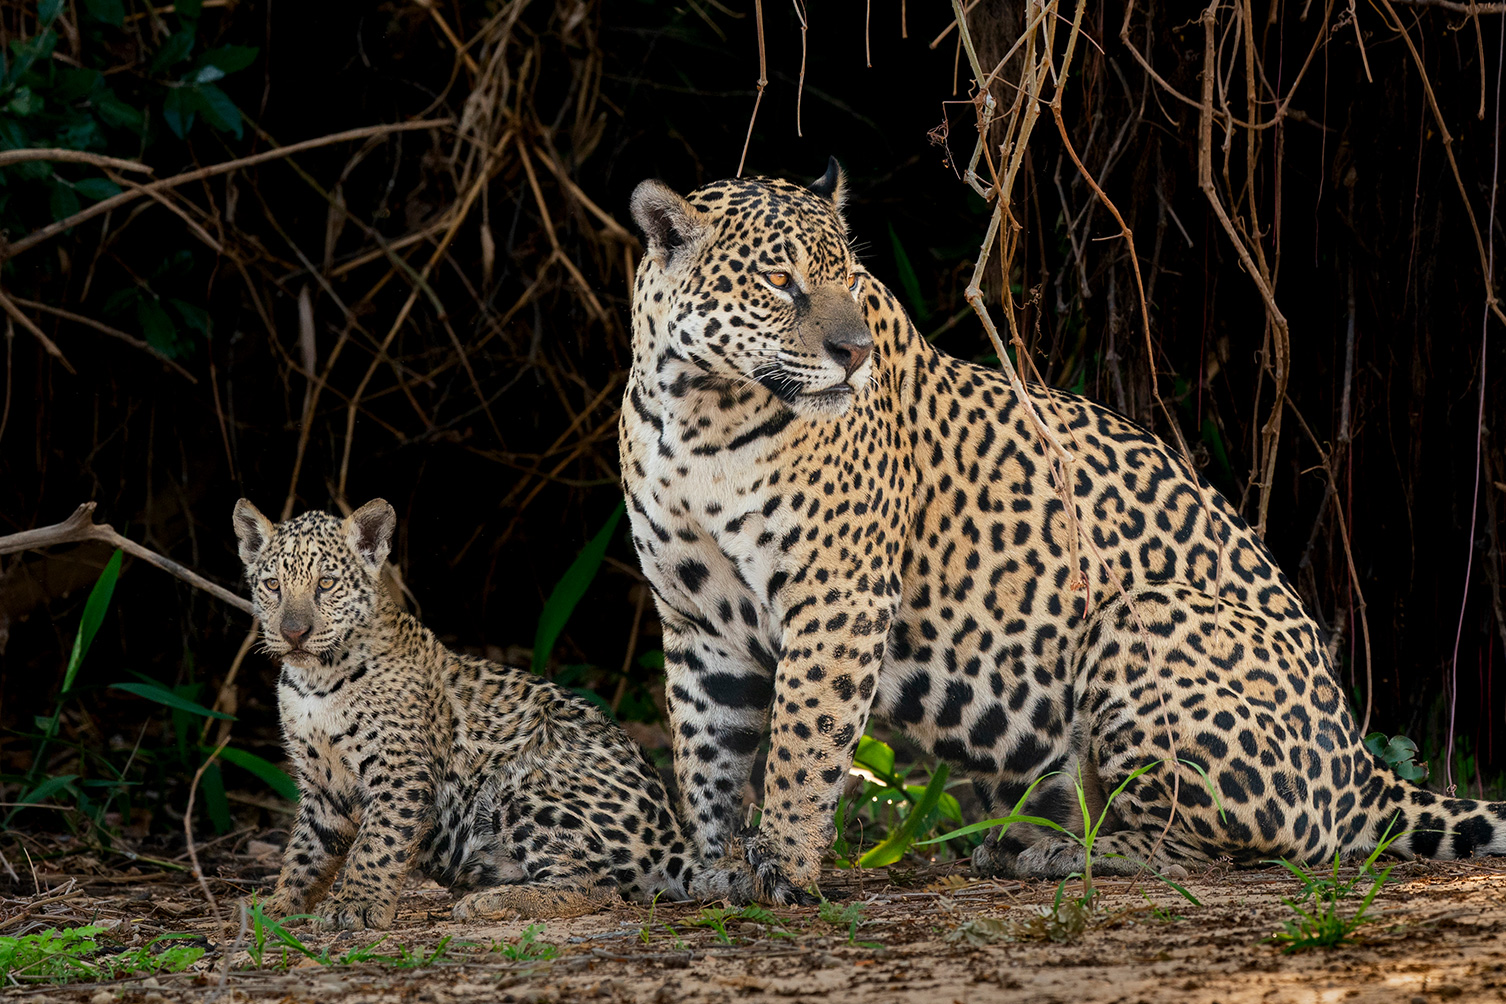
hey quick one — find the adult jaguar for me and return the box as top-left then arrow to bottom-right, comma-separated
619,159 -> 1506,905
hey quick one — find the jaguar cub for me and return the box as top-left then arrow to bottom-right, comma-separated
234,498 -> 695,930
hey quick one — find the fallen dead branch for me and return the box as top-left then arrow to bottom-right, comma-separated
0,503 -> 252,617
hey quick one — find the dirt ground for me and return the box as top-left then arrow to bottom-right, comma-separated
4,839 -> 1505,1004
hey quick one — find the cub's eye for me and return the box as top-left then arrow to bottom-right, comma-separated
264,579 -> 280,592
847,272 -> 859,290
317,577 -> 336,591
765,271 -> 791,288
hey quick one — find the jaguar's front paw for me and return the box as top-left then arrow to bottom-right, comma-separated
245,890 -> 304,924
313,895 -> 395,931
688,836 -> 818,906
970,831 -> 1024,879
744,835 -> 819,906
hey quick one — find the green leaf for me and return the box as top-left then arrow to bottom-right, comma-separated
49,180 -> 80,221
191,64 -> 225,85
199,762 -> 232,834
887,223 -> 931,323
200,45 -> 258,73
6,86 -> 42,117
1362,732 -> 1388,758
62,550 -> 122,694
215,747 -> 299,802
109,681 -> 236,720
532,501 -> 624,674
1382,736 -> 1418,760
161,87 -> 194,138
81,0 -> 124,27
1395,761 -> 1428,781
193,83 -> 241,138
38,0 -> 63,22
150,31 -> 195,74
74,177 -> 122,201
54,67 -> 103,101
176,0 -> 202,17
168,298 -> 210,336
852,735 -> 895,778
137,297 -> 178,355
95,89 -> 145,131
859,761 -> 950,867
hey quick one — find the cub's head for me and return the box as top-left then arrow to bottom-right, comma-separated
630,158 -> 873,417
232,499 -> 396,669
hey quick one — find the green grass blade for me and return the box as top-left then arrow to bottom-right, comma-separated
532,501 -> 625,675
916,771 -> 1062,845
110,681 -> 236,720
887,223 -> 931,323
13,773 -> 79,807
62,549 -> 122,694
215,747 -> 298,802
859,761 -> 950,867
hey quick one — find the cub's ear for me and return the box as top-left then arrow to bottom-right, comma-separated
808,156 -> 847,210
343,499 -> 397,575
233,499 -> 276,569
630,179 -> 708,268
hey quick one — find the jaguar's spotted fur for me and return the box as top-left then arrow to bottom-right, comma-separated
619,161 -> 1506,904
234,499 -> 695,929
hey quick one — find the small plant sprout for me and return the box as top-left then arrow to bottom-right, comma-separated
818,899 -> 882,948
1264,817 -> 1414,953
494,923 -> 558,963
0,925 -> 206,985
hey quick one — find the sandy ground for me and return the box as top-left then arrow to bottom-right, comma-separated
4,844 -> 1505,1004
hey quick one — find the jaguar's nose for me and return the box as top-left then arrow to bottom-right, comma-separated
281,621 -> 310,646
823,335 -> 873,379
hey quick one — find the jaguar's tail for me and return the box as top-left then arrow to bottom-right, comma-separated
1351,766 -> 1506,860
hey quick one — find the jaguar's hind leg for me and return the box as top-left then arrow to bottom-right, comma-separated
1012,830 -> 1214,879
452,883 -> 615,921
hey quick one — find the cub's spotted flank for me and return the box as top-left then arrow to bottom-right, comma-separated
234,499 -> 695,930
619,159 -> 1506,904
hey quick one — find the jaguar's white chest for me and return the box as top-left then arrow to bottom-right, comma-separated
278,668 -> 369,786
627,432 -> 799,642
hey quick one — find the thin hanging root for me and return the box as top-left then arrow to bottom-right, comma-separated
737,0 -> 768,176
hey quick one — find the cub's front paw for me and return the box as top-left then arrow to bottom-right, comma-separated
313,895 -> 396,931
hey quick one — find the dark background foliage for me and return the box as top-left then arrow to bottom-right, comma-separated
1,0 -> 1504,841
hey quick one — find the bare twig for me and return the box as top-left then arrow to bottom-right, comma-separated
185,736 -> 232,938
0,503 -> 253,616
8,296 -> 197,382
4,119 -> 452,261
0,287 -> 74,373
0,149 -> 152,172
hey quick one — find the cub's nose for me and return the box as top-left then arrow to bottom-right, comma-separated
823,334 -> 873,379
281,621 -> 310,646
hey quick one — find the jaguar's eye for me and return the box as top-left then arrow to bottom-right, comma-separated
264,579 -> 280,592
847,272 -> 859,290
765,271 -> 791,288
317,577 -> 336,591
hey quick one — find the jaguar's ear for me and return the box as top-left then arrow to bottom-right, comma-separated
631,180 -> 708,268
343,499 -> 396,576
809,156 -> 847,211
233,499 -> 276,569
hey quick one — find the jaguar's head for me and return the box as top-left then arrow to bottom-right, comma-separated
232,498 -> 396,670
629,158 -> 873,418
